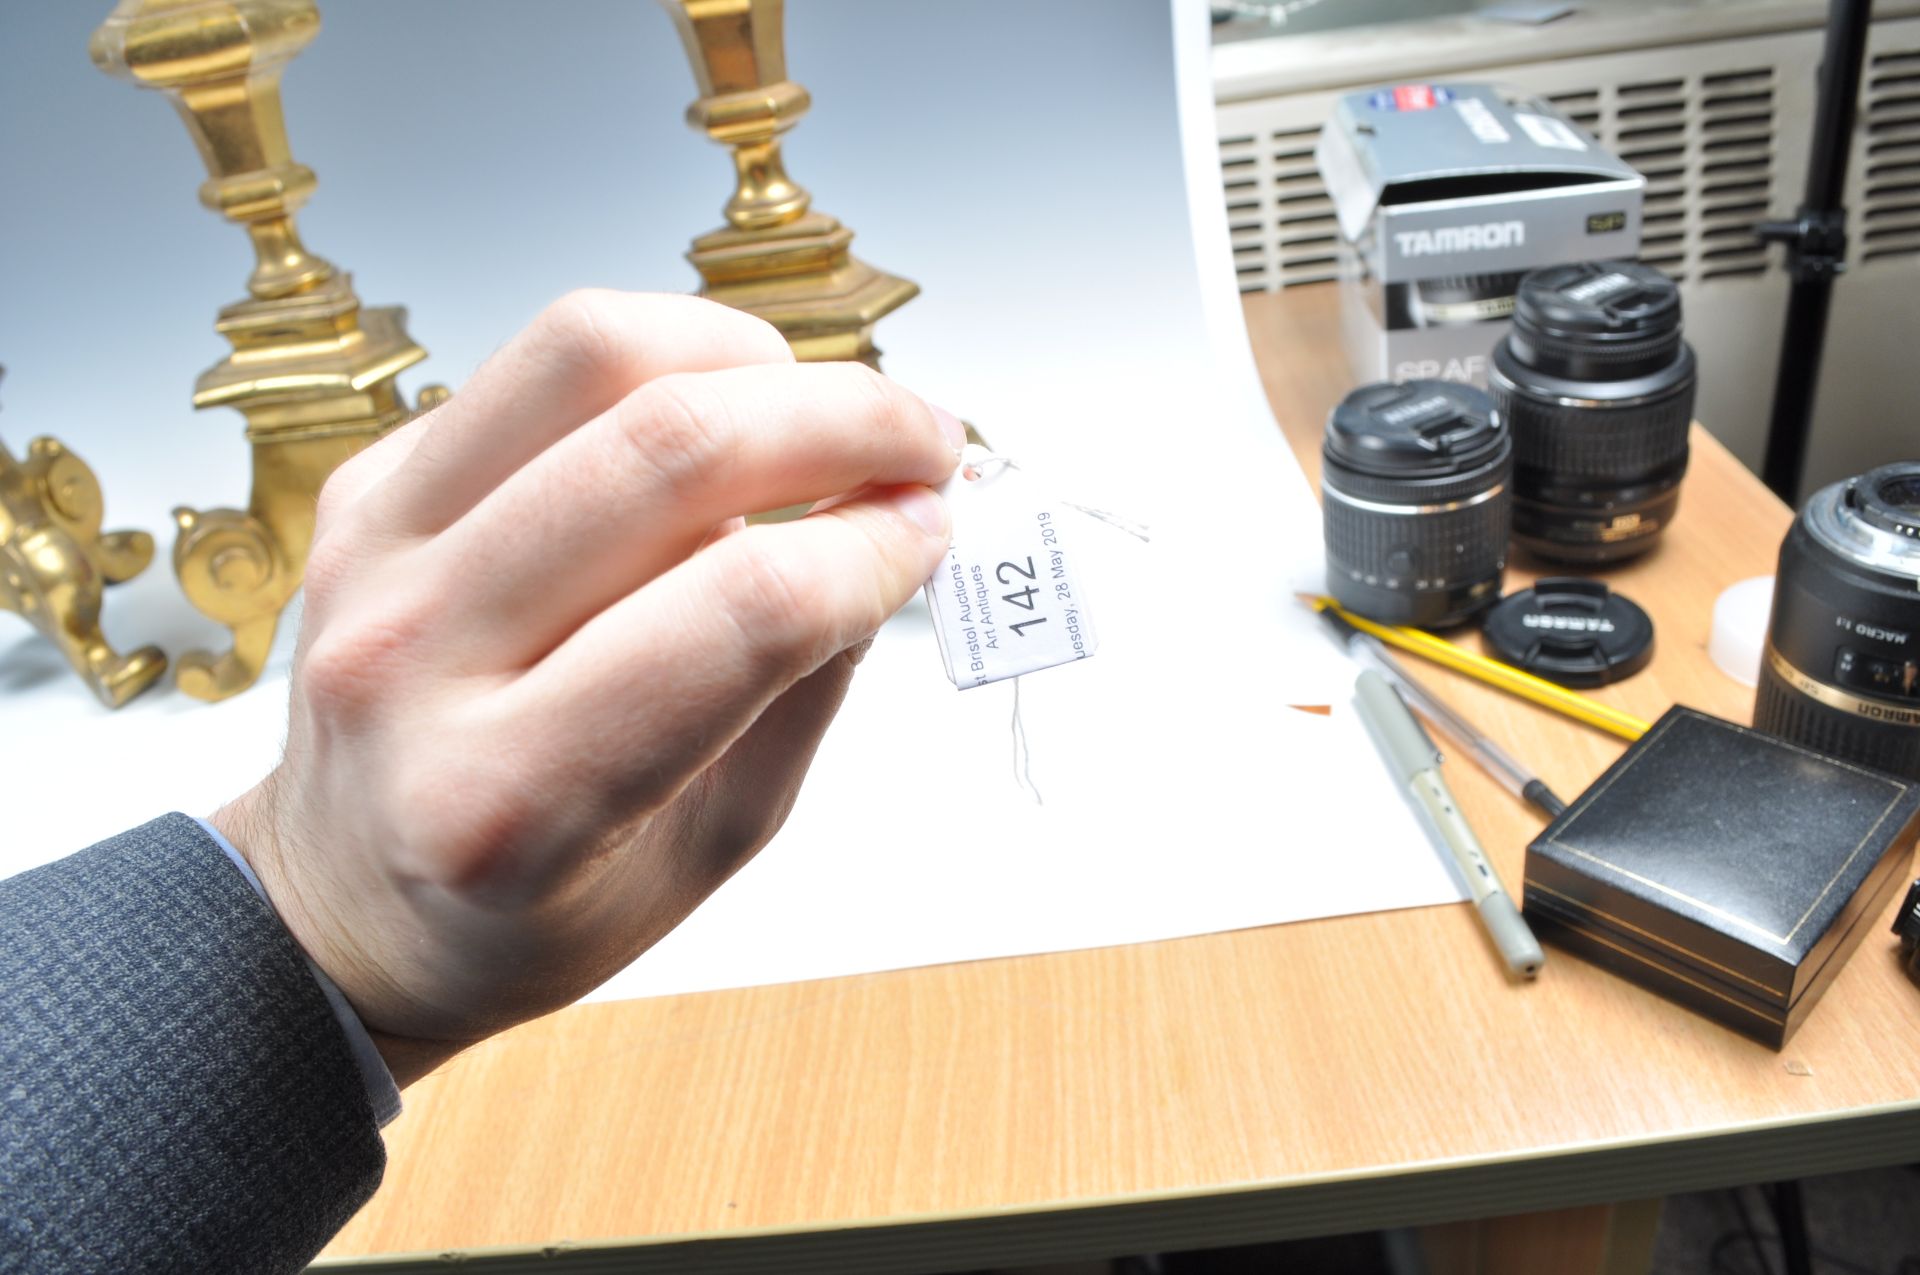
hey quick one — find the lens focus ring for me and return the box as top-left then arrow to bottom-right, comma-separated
1756,658 -> 1920,779
1324,485 -> 1510,590
1493,384 -> 1693,480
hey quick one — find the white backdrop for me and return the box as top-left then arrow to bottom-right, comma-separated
0,0 -> 1465,1002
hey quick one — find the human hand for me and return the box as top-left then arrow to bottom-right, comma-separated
211,292 -> 961,1084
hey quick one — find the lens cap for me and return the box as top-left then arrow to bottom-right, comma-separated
1482,577 -> 1654,687
1325,380 -> 1504,479
1509,261 -> 1684,380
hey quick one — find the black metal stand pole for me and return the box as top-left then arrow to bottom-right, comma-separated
1757,0 -> 1874,504
1769,1180 -> 1816,1275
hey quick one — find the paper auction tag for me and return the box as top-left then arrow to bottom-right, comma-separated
924,446 -> 1099,689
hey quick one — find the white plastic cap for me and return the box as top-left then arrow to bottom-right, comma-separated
1709,575 -> 1776,687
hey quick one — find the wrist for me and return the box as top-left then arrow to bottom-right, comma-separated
207,782 -> 454,1089
364,1030 -> 469,1089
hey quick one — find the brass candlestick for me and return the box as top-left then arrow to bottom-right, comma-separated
91,0 -> 444,702
0,370 -> 168,708
662,0 -> 918,368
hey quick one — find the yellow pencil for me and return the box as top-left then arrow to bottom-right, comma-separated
1305,595 -> 1651,742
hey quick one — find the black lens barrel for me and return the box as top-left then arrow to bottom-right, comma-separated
1755,463 -> 1920,780
1491,261 -> 1696,564
1322,380 -> 1512,629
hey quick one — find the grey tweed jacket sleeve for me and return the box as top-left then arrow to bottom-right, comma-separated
1,814 -> 385,1273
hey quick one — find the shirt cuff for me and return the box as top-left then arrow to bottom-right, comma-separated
195,816 -> 403,1128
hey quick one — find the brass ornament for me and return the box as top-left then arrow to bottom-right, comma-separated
662,0 -> 918,368
0,371 -> 168,709
91,0 -> 444,702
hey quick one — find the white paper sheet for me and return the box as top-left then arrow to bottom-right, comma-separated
587,0 -> 1469,1002
0,0 -> 1469,1003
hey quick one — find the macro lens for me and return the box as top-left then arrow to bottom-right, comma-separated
1322,379 -> 1511,628
1490,261 -> 1695,564
1754,461 -> 1920,780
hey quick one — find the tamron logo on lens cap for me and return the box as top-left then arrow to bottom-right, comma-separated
1483,578 -> 1654,687
1522,613 -> 1616,633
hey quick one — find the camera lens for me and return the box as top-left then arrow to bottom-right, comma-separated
1322,379 -> 1511,628
1406,271 -> 1525,328
1490,261 -> 1696,564
1754,461 -> 1920,780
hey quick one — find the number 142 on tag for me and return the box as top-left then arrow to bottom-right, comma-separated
924,451 -> 1099,689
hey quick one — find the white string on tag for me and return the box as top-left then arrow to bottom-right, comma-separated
1011,677 -> 1042,805
1062,501 -> 1152,543
924,444 -> 1150,802
963,453 -> 1153,544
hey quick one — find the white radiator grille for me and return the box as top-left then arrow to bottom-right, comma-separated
1222,124 -> 1342,291
1862,46 -> 1920,264
1546,68 -> 1777,284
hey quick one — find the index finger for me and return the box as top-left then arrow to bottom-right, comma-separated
365,290 -> 794,537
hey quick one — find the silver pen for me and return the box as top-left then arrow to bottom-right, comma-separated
1353,669 -> 1545,980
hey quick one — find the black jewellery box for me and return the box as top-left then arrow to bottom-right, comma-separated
1523,707 -> 1920,1048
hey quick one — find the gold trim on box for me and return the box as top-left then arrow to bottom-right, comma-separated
1524,881 -> 1783,996
1546,914 -> 1786,1027
1545,710 -> 1912,946
1766,644 -> 1920,729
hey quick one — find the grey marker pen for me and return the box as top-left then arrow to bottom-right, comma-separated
1353,669 -> 1545,980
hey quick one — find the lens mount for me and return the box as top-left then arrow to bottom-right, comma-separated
1805,462 -> 1920,583
1849,463 -> 1920,541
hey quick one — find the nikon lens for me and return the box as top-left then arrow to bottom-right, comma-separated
1322,380 -> 1511,629
1754,462 -> 1920,780
1490,262 -> 1695,564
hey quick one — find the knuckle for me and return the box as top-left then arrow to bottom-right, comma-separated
301,531 -> 356,600
737,313 -> 796,365
619,373 -> 736,492
679,295 -> 795,365
705,795 -> 794,870
388,757 -> 532,892
311,415 -> 424,554
836,361 -> 908,432
536,288 -> 628,375
537,290 -> 796,379
296,610 -> 419,723
826,362 -> 932,464
831,510 -> 928,635
312,461 -> 359,532
720,537 -> 826,674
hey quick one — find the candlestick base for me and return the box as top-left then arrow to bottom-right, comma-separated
1,420 -> 167,709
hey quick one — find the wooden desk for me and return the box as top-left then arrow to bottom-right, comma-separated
321,287 -> 1920,1273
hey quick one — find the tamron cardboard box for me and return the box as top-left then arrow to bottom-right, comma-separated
1316,83 -> 1644,387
